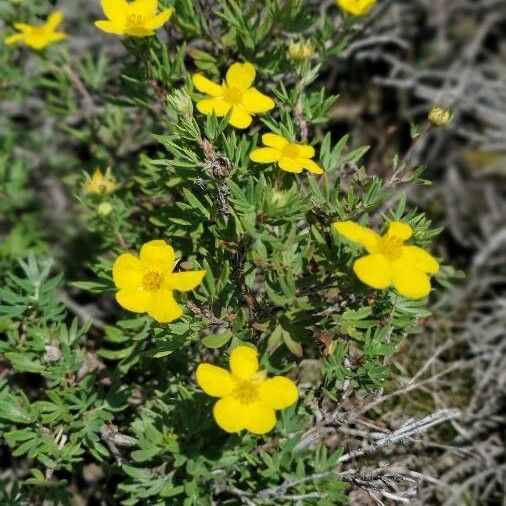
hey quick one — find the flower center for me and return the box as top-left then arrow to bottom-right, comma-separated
378,234 -> 403,260
126,13 -> 145,29
281,144 -> 300,158
142,271 -> 163,291
233,380 -> 259,404
29,26 -> 47,36
224,86 -> 243,104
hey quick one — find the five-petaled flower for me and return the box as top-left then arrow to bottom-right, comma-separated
196,345 -> 298,434
113,240 -> 205,323
84,169 -> 118,195
250,133 -> 324,174
95,0 -> 173,37
334,221 -> 439,299
4,11 -> 66,50
336,0 -> 377,16
192,62 -> 275,129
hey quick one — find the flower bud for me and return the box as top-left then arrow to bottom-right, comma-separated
97,202 -> 113,216
428,106 -> 453,127
288,41 -> 314,63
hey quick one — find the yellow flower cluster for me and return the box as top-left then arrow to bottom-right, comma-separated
6,0 -> 439,437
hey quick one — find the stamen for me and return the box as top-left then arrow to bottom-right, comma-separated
142,271 -> 163,291
281,144 -> 300,158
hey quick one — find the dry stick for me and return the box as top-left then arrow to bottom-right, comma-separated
337,409 -> 461,464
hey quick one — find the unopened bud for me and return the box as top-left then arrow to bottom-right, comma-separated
288,41 -> 314,63
97,202 -> 113,216
428,106 -> 453,127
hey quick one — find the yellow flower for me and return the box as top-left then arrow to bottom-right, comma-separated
336,0 -> 377,16
288,41 -> 314,62
196,345 -> 298,434
334,220 -> 439,299
250,133 -> 324,174
192,62 -> 275,129
4,11 -> 66,50
113,240 -> 206,323
84,169 -> 118,195
95,0 -> 173,37
428,105 -> 453,127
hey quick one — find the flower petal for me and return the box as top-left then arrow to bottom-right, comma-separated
262,133 -> 288,149
113,253 -> 143,289
258,377 -> 298,410
95,20 -> 126,35
192,74 -> 224,97
353,254 -> 392,289
226,62 -> 255,90
196,364 -> 234,397
140,240 -> 175,270
145,8 -> 173,30
392,262 -> 431,299
333,221 -> 380,253
249,148 -> 281,164
213,396 -> 246,432
166,270 -> 206,292
100,0 -> 128,21
46,11 -> 64,30
244,401 -> 276,434
116,288 -> 150,312
386,221 -> 413,241
131,0 -> 157,16
196,97 -> 231,116
229,345 -> 258,380
241,88 -> 275,113
229,105 -> 252,129
4,34 -> 24,45
400,246 -> 439,274
296,144 -> 315,158
300,158 -> 324,174
278,156 -> 304,173
13,23 -> 31,32
145,289 -> 183,323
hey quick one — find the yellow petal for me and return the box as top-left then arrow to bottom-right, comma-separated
297,144 -> 315,158
145,8 -> 174,30
386,221 -> 413,241
278,157 -> 304,173
46,33 -> 67,44
249,148 -> 281,164
353,254 -> 392,289
13,23 -> 31,32
262,133 -> 288,149
46,11 -> 64,30
258,377 -> 298,410
123,26 -> 154,37
101,0 -> 128,21
243,401 -> 276,434
4,34 -> 24,45
116,288 -> 150,312
337,0 -> 376,16
333,221 -> 381,253
400,246 -> 439,274
241,88 -> 275,114
113,253 -> 143,289
145,289 -> 183,323
192,74 -> 223,97
95,20 -> 126,35
229,105 -> 252,129
166,270 -> 206,292
300,158 -> 324,174
131,0 -> 157,16
229,345 -> 258,380
213,396 -> 246,432
140,240 -> 175,270
226,62 -> 255,90
196,97 -> 231,116
392,262 -> 431,299
196,364 -> 234,397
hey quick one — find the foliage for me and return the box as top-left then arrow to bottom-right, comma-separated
0,0 -> 450,503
